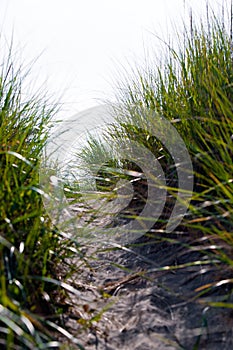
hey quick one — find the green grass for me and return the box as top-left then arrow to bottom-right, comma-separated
0,46 -> 86,349
75,8 -> 233,304
1,4 -> 233,350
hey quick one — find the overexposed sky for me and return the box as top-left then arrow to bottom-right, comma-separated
0,0 -> 231,118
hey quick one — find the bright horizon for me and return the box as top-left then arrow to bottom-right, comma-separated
0,0 -> 231,118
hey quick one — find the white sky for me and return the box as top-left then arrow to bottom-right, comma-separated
0,0 -> 231,118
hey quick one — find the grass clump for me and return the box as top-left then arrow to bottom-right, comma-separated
76,10 -> 233,304
0,47 -> 85,349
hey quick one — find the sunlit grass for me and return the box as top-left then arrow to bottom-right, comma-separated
74,9 -> 233,310
1,4 -> 233,350
0,45 -> 87,349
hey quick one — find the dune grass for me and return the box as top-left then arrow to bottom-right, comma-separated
0,5 -> 233,350
0,47 -> 87,349
74,10 -> 233,305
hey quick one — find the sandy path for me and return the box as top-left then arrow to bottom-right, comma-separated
62,229 -> 233,350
